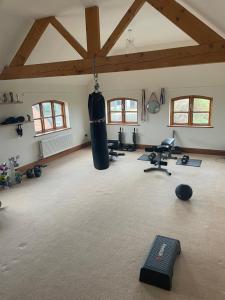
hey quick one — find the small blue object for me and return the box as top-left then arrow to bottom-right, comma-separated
139,235 -> 181,290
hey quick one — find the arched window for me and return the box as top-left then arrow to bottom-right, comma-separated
170,96 -> 212,127
32,100 -> 67,134
107,98 -> 138,124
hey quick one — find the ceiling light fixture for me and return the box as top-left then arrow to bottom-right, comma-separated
125,28 -> 136,53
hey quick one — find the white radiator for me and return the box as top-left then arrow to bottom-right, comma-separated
39,134 -> 73,158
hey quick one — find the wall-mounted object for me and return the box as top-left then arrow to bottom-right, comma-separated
16,124 -> 23,137
160,88 -> 166,105
0,92 -> 23,104
141,89 -> 147,121
147,93 -> 160,114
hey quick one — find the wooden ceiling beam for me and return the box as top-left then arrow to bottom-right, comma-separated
146,0 -> 224,44
99,0 -> 145,57
1,41 -> 225,80
9,17 -> 51,67
85,6 -> 101,58
50,17 -> 88,58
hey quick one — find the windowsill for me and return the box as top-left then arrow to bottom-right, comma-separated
34,127 -> 71,137
167,125 -> 214,128
107,123 -> 140,126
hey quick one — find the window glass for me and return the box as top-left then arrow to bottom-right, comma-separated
34,119 -> 42,132
55,116 -> 64,128
193,98 -> 210,112
125,112 -> 138,123
32,100 -> 67,134
174,99 -> 189,112
110,100 -> 122,111
42,102 -> 52,117
193,113 -> 209,124
54,103 -> 63,115
108,98 -> 138,124
32,104 -> 41,119
44,118 -> 54,130
111,113 -> 122,122
173,113 -> 189,124
125,100 -> 137,111
171,96 -> 212,127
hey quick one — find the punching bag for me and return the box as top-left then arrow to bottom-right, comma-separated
88,92 -> 109,170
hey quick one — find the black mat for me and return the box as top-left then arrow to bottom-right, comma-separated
176,158 -> 202,167
138,154 -> 150,161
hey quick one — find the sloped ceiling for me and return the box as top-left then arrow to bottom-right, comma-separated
0,0 -> 225,85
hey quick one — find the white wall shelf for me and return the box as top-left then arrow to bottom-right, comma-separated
0,121 -> 33,128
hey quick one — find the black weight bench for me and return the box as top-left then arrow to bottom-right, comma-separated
144,145 -> 172,176
139,235 -> 181,290
161,138 -> 177,160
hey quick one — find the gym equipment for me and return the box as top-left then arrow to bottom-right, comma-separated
89,92 -> 109,170
33,165 -> 42,177
117,127 -> 137,152
139,235 -> 181,290
181,155 -> 189,165
176,158 -> 202,167
25,164 -> 47,179
147,92 -> 160,114
160,88 -> 166,105
145,138 -> 177,160
175,184 -> 193,201
141,89 -> 147,121
26,168 -> 34,179
137,154 -> 151,161
144,145 -> 172,176
108,141 -> 125,161
161,138 -> 177,160
171,130 -> 182,155
16,124 -> 23,137
88,60 -> 109,170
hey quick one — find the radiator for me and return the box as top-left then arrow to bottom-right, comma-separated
39,133 -> 73,158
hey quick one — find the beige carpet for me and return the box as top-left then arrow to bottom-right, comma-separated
1,149 -> 225,300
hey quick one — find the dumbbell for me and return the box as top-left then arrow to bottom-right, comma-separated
148,153 -> 157,164
181,155 -> 189,165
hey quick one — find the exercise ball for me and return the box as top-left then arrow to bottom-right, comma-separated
175,184 -> 193,201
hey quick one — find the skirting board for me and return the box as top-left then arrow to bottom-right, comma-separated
137,144 -> 225,156
18,142 -> 90,173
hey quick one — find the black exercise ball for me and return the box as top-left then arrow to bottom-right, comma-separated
175,184 -> 193,201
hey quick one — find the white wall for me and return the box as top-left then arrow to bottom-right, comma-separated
0,79 -> 89,166
1,62 -> 225,168
99,63 -> 225,150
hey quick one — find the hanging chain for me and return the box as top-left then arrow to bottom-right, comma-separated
92,57 -> 100,93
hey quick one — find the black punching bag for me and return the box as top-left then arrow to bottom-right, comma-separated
88,92 -> 109,170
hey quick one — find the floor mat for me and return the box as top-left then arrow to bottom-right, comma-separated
138,154 -> 150,161
176,158 -> 202,167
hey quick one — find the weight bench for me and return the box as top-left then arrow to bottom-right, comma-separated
144,145 -> 172,176
108,142 -> 125,161
139,235 -> 181,290
161,138 -> 177,160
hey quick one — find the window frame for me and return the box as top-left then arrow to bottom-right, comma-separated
32,100 -> 67,135
107,98 -> 138,125
170,95 -> 213,127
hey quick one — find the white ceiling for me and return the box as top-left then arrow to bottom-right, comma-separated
0,0 -> 225,84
